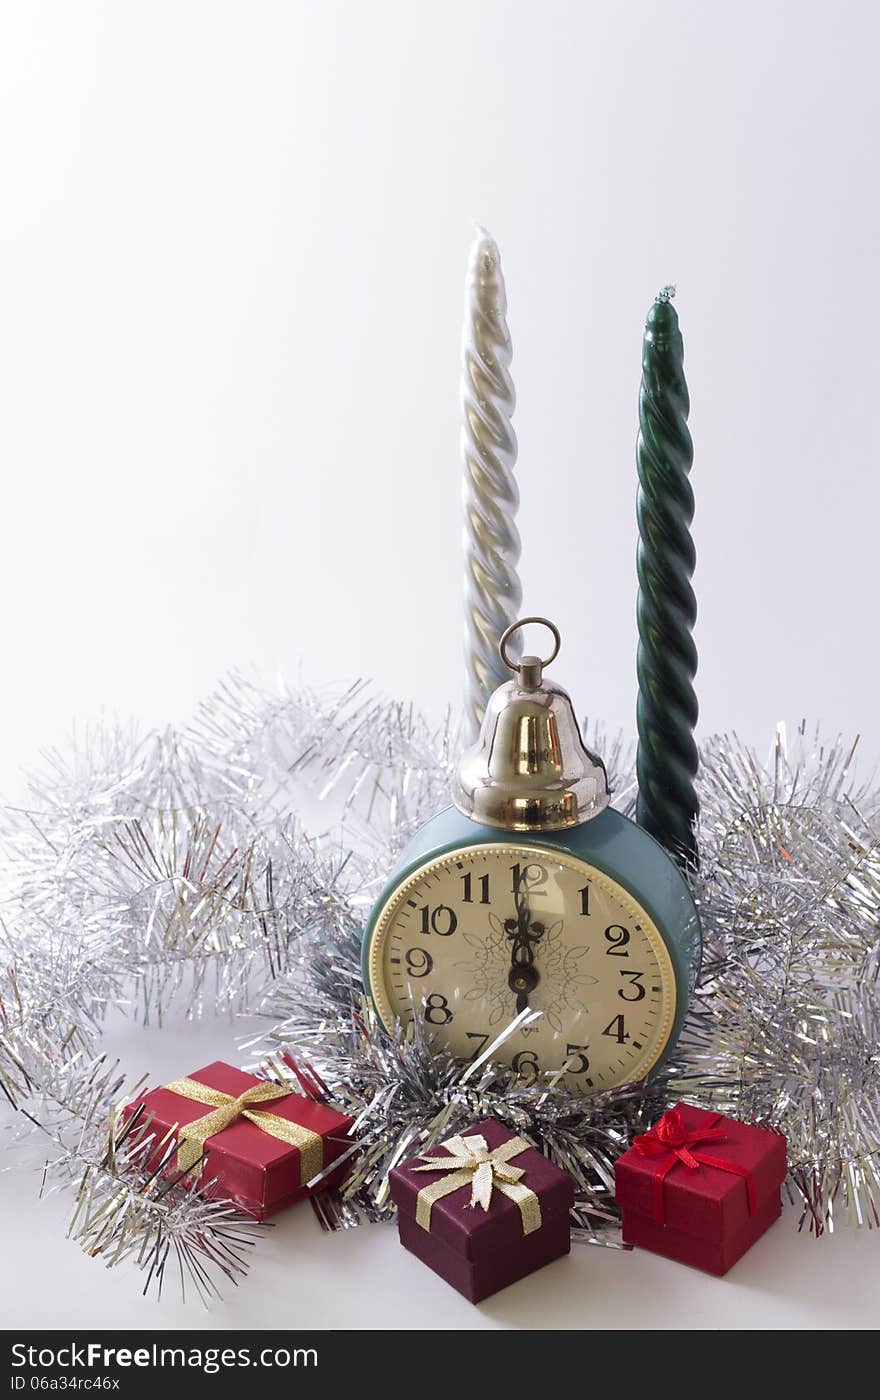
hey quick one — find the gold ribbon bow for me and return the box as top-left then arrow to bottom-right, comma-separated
163,1076 -> 324,1183
413,1133 -> 542,1235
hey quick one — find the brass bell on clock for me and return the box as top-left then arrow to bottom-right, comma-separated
454,617 -> 610,832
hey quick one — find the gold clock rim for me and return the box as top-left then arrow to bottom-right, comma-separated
365,841 -> 678,1088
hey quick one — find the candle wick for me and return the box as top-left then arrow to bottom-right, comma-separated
656,284 -> 677,303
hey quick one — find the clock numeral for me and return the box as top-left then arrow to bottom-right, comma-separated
509,862 -> 549,896
511,1049 -> 539,1082
604,924 -> 630,955
465,1031 -> 490,1061
601,1013 -> 629,1044
418,904 -> 458,937
564,1043 -> 591,1075
424,992 -> 454,1025
578,883 -> 591,916
619,969 -> 646,1001
461,872 -> 491,904
404,947 -> 433,979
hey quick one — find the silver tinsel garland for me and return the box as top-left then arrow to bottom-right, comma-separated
1,677 -> 878,1302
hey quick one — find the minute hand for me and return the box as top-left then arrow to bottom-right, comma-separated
507,891 -> 542,1012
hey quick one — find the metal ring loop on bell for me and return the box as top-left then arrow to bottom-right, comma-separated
499,616 -> 562,673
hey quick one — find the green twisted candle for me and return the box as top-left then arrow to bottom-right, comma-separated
635,286 -> 699,868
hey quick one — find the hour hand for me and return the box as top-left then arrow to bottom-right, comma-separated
505,901 -> 542,1011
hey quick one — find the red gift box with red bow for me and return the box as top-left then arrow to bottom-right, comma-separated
614,1102 -> 787,1275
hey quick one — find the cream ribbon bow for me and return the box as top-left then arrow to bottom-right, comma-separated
412,1133 -> 542,1234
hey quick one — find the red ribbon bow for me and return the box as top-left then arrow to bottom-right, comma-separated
634,1108 -> 757,1225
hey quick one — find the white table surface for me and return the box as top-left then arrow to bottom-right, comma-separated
1,1000 -> 877,1332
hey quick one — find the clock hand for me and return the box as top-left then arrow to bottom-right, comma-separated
506,886 -> 542,1012
508,941 -> 539,1013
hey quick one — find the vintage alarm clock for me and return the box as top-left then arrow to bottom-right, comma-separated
362,618 -> 701,1092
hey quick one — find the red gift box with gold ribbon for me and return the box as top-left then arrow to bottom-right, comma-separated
120,1061 -> 354,1220
614,1102 -> 787,1275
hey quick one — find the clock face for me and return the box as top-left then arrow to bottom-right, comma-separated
366,842 -> 677,1092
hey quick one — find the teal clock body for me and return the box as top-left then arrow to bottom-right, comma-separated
361,803 -> 700,1091
360,617 -> 701,1095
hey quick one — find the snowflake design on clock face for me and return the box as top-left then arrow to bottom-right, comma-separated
459,914 -> 599,1035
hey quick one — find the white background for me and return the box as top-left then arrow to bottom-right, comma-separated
1,1 -> 878,1331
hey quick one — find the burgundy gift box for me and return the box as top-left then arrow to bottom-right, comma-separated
614,1102 -> 787,1276
121,1061 -> 354,1221
389,1118 -> 574,1303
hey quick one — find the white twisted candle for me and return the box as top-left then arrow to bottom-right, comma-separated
461,230 -> 522,741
